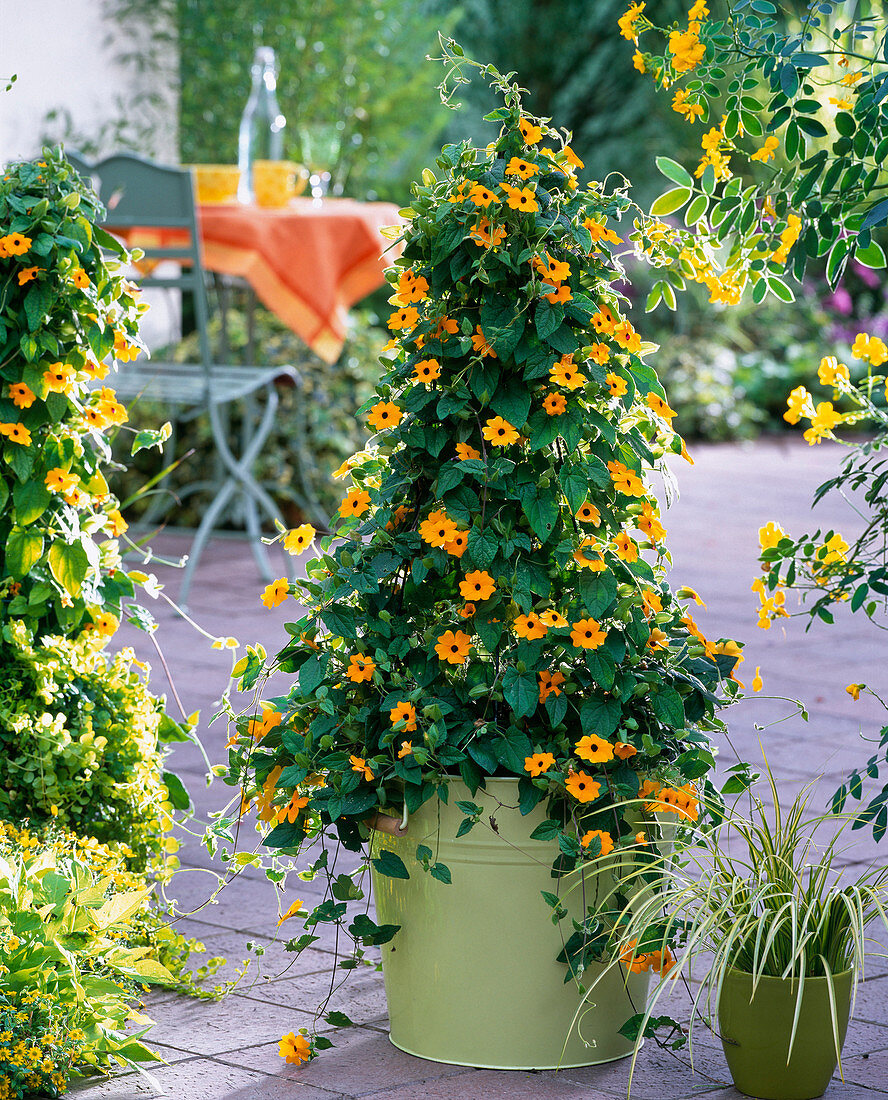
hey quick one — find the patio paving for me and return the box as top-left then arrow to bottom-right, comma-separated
73,437 -> 888,1099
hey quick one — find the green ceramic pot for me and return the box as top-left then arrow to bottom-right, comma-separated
370,777 -> 650,1070
718,967 -> 853,1099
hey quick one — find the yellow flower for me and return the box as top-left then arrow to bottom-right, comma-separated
539,610 -> 568,630
575,734 -> 615,764
283,524 -> 316,555
803,401 -> 842,445
847,683 -> 863,700
852,332 -> 888,367
576,502 -> 601,526
3,233 -> 32,256
388,305 -> 420,331
468,182 -> 502,208
346,654 -> 376,683
574,539 -> 606,571
549,356 -> 587,391
499,182 -> 540,213
434,629 -> 473,665
389,701 -> 417,731
752,667 -> 763,692
637,501 -> 666,543
608,460 -> 645,496
460,570 -> 496,601
471,326 -> 498,358
445,529 -> 469,558
420,509 -> 458,548
606,372 -> 628,398
565,770 -> 602,803
584,218 -> 622,246
279,1033 -> 312,1065
260,578 -> 289,609
818,356 -> 850,387
398,741 -> 414,758
43,362 -> 76,394
8,383 -> 35,409
538,669 -> 566,702
580,829 -> 614,856
0,422 -> 32,446
277,899 -> 304,926
45,468 -> 79,494
71,267 -> 90,289
633,49 -> 646,72
570,617 -> 606,649
469,218 -> 508,249
513,612 -> 547,640
646,392 -> 677,420
518,117 -> 543,145
750,136 -> 779,163
17,266 -> 40,286
340,487 -> 372,517
543,391 -> 567,416
672,89 -> 704,123
92,611 -> 119,636
350,754 -> 374,781
829,96 -> 854,110
783,385 -> 813,425
456,442 -> 481,460
482,416 -> 519,447
525,752 -> 556,776
618,2 -> 646,41
505,157 -> 539,179
414,358 -> 442,384
367,401 -> 404,431
613,532 -> 639,561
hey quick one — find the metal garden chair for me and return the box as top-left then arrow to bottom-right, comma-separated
66,151 -> 307,607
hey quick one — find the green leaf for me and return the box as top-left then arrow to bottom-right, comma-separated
48,540 -> 89,597
651,686 -> 685,729
371,849 -> 410,879
525,491 -> 558,542
430,862 -> 452,885
579,696 -> 621,738
6,527 -> 44,579
299,654 -> 328,696
348,912 -> 400,945
491,384 -> 532,428
856,240 -> 887,269
12,479 -> 50,525
467,528 -> 498,569
685,194 -> 708,227
529,819 -> 561,841
650,188 -> 691,217
324,1011 -> 355,1027
162,771 -> 191,811
655,156 -> 694,189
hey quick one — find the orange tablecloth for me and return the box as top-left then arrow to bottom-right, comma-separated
196,198 -> 402,363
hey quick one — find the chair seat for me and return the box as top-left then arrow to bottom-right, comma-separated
109,360 -> 299,406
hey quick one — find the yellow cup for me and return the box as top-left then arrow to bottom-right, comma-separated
191,164 -> 240,204
253,160 -> 310,207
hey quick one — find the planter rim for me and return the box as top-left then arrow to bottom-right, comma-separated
723,965 -> 854,984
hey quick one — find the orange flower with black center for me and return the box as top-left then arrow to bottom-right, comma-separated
575,734 -> 615,764
565,770 -> 601,803
470,218 -> 507,248
275,791 -> 310,824
367,401 -> 404,430
346,654 -> 376,683
481,416 -> 519,447
500,182 -> 539,213
261,578 -> 289,608
419,509 -> 458,548
641,588 -> 663,617
533,252 -> 570,284
647,627 -> 669,650
591,306 -> 616,333
113,331 -> 140,362
606,372 -> 628,398
570,617 -> 606,649
525,751 -> 556,776
646,392 -> 677,420
506,157 -> 538,179
573,539 -> 606,571
4,233 -> 31,256
549,358 -> 587,391
607,460 -> 645,496
43,362 -> 76,394
349,754 -> 374,781
340,488 -> 372,517
544,285 -> 573,306
84,407 -> 108,429
518,117 -> 543,145
283,524 -> 316,555
588,343 -> 610,365
248,710 -> 283,741
396,269 -> 429,303
614,741 -> 638,760
513,612 -> 547,640
613,532 -> 639,562
432,315 -> 460,339
9,383 -> 35,409
456,442 -> 481,460
459,570 -> 496,601
17,266 -> 40,286
92,611 -> 119,636
389,701 -> 417,731
584,218 -> 622,245
458,602 -> 476,618
581,829 -> 614,856
468,183 -> 501,208
541,392 -> 566,417
539,610 -> 568,629
0,423 -> 32,446
106,509 -> 128,537
388,305 -> 420,331
613,320 -> 641,353
576,502 -> 600,525
45,468 -> 79,494
538,669 -> 566,702
83,358 -> 109,380
71,267 -> 90,289
637,502 -> 666,543
435,629 -> 473,665
471,326 -> 498,358
413,358 -> 441,384
444,529 -> 469,558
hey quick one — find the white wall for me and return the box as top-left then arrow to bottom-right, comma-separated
0,0 -> 178,164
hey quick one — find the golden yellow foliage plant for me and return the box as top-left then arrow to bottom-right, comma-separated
217,41 -> 751,1053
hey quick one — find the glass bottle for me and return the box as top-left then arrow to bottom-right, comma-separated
237,46 -> 286,202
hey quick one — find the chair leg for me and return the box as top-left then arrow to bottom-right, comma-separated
176,474 -> 240,610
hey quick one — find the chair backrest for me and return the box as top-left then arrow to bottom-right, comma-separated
66,151 -> 212,370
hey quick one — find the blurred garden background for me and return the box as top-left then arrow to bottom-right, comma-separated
5,0 -> 880,527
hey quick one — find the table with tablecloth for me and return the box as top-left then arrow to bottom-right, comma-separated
196,198 -> 402,363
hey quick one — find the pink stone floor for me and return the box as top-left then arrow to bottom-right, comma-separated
72,439 -> 888,1099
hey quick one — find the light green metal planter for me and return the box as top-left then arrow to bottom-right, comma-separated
370,778 -> 649,1069
718,968 -> 853,1099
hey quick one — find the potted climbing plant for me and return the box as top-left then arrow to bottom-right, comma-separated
607,767 -> 888,1100
220,41 -> 747,1070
